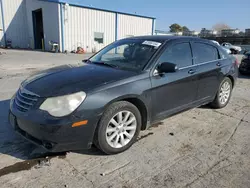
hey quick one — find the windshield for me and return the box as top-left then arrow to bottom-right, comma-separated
89,39 -> 162,71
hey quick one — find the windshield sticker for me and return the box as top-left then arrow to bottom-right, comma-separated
142,41 -> 162,48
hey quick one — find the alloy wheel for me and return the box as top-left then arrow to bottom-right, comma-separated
219,81 -> 231,105
106,111 -> 137,149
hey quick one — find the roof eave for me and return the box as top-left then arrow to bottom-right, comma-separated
39,0 -> 156,20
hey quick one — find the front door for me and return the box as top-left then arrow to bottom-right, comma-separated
150,41 -> 199,122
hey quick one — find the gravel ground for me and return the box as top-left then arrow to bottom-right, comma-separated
0,49 -> 249,188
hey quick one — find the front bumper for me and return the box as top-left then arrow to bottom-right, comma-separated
9,98 -> 100,152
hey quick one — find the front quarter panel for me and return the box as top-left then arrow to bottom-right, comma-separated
73,72 -> 152,130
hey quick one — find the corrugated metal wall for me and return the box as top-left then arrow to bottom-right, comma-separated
0,0 -> 154,51
1,0 -> 29,48
26,0 -> 60,50
118,14 -> 152,39
64,5 -> 115,53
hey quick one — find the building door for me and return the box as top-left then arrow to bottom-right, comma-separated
32,9 -> 44,49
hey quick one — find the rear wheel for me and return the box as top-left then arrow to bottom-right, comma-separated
210,77 -> 232,109
95,101 -> 141,154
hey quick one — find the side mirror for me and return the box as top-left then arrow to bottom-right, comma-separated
158,62 -> 178,74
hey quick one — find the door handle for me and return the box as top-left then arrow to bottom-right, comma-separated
217,62 -> 221,67
188,69 -> 196,74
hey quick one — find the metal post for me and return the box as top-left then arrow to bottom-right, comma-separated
115,12 -> 118,54
0,0 -> 6,47
152,19 -> 155,35
115,13 -> 118,41
60,3 -> 65,52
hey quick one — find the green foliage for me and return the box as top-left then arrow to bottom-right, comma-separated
169,23 -> 183,33
182,26 -> 190,32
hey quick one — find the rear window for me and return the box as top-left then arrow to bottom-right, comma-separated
193,43 -> 219,64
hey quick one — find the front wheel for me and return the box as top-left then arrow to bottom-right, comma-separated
210,77 -> 232,109
94,101 -> 141,154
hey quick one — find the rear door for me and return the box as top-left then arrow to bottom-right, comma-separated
191,42 -> 222,101
150,40 -> 199,121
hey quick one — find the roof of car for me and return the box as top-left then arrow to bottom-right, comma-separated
127,35 -> 208,42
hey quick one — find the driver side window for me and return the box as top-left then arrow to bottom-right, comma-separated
158,42 -> 193,68
101,44 -> 130,61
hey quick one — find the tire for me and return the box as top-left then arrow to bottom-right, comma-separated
239,65 -> 247,75
239,69 -> 245,75
94,101 -> 141,155
210,77 -> 233,109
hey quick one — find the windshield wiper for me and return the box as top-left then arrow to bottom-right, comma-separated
92,61 -> 119,69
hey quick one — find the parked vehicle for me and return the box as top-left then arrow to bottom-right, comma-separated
221,42 -> 242,54
211,40 -> 231,54
9,36 -> 238,154
239,51 -> 250,74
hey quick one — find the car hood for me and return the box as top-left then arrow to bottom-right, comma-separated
223,45 -> 241,51
22,63 -> 137,97
233,45 -> 241,49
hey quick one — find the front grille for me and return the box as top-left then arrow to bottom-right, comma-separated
14,88 -> 39,112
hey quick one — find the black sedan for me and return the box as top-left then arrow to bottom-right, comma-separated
239,51 -> 250,75
9,36 -> 238,154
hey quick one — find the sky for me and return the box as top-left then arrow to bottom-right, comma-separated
63,0 -> 250,32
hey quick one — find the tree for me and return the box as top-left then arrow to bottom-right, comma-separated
182,26 -> 190,32
169,23 -> 183,33
212,23 -> 231,32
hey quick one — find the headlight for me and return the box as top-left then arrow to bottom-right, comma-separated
39,91 -> 86,117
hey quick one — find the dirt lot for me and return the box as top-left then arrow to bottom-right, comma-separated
0,49 -> 249,188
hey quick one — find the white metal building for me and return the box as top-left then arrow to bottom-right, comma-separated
221,29 -> 240,36
0,0 -> 155,52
